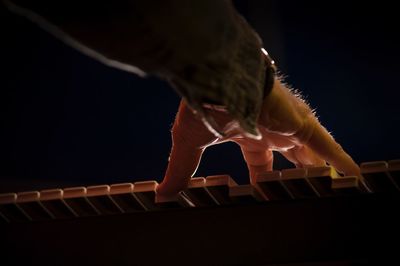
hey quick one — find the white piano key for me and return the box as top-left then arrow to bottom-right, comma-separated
205,175 -> 238,205
86,185 -> 123,215
110,183 -> 146,212
332,176 -> 365,195
40,189 -> 77,219
17,191 -> 53,220
255,171 -> 293,200
183,177 -> 218,206
229,185 -> 264,204
306,166 -> 338,197
388,160 -> 400,189
63,187 -> 100,216
281,168 -> 319,198
361,161 -> 398,193
0,193 -> 29,222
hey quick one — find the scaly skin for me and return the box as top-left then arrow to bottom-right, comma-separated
156,77 -> 360,201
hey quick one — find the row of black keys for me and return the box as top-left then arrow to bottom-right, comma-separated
1,160 -> 399,223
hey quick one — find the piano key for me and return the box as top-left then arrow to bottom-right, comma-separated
154,191 -> 195,208
16,191 -> 53,221
183,177 -> 218,207
229,185 -> 264,204
306,166 -> 338,197
86,185 -> 123,215
388,160 -> 400,189
255,171 -> 293,201
332,176 -> 365,195
176,191 -> 196,207
361,161 -> 398,193
140,179 -> 195,209
40,189 -> 77,219
281,168 -> 319,199
110,183 -> 146,212
63,187 -> 100,217
133,181 -> 160,210
0,193 -> 30,222
0,211 -> 8,223
205,175 -> 237,205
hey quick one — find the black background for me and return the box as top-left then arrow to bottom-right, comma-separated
1,1 -> 399,192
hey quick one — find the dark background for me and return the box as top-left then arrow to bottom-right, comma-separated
1,1 -> 399,192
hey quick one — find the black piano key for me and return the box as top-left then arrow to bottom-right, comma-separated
40,189 -> 77,219
0,193 -> 30,223
332,176 -> 365,195
183,177 -> 218,207
110,183 -> 146,212
205,175 -> 237,205
255,171 -> 293,201
229,185 -> 264,204
306,166 -> 337,197
63,187 -> 100,217
16,191 -> 54,221
388,160 -> 400,190
361,161 -> 398,193
281,169 -> 319,199
86,185 -> 123,215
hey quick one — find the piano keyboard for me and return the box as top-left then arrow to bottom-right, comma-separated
1,160 -> 399,224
